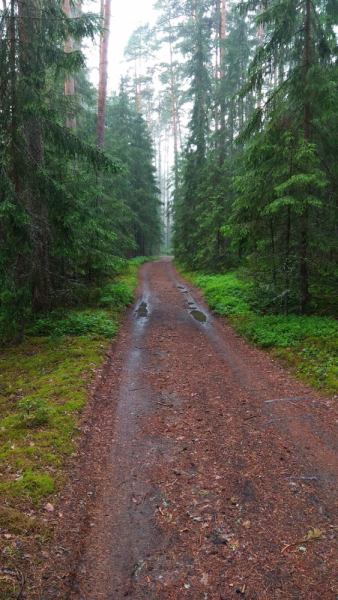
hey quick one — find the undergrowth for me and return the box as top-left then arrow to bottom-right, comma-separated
179,268 -> 338,395
0,256 -> 155,598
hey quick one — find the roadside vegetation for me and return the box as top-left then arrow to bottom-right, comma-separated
0,257 -> 154,598
180,268 -> 338,395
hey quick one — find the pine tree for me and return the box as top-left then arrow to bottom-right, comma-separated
234,0 -> 338,313
0,0 -> 117,333
173,0 -> 212,266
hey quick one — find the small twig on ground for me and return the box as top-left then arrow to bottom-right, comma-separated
243,414 -> 261,421
281,528 -> 323,553
166,479 -> 178,487
157,402 -> 173,407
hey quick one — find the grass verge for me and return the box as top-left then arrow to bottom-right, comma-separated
179,269 -> 338,395
0,256 -> 155,599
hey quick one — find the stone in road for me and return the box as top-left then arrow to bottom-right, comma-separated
62,258 -> 338,599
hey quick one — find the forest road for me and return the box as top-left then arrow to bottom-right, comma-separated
62,258 -> 338,600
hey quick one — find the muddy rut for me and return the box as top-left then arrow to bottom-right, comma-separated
48,258 -> 338,600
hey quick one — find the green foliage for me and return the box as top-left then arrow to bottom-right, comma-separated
235,314 -> 338,349
104,87 -> 162,257
26,310 -> 119,339
0,4 -> 161,337
99,283 -> 134,308
192,272 -> 253,316
184,267 -> 338,393
168,0 -> 338,318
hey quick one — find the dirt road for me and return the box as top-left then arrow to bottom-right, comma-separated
50,258 -> 338,599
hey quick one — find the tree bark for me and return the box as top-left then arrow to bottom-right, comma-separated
19,0 -> 52,312
10,0 -> 19,196
284,205 -> 291,316
169,31 -> 178,197
257,4 -> 263,109
63,0 -> 76,129
299,0 -> 311,315
96,0 -> 111,148
219,0 -> 226,165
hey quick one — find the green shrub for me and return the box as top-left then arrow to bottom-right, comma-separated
99,282 -> 134,307
235,314 -> 338,348
193,273 -> 254,316
26,309 -> 118,339
127,255 -> 158,266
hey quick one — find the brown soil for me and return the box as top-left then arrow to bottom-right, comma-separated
42,258 -> 338,599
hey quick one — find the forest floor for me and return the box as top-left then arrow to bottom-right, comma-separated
39,258 -> 338,599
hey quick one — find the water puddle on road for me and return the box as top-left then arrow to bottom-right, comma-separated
136,302 -> 148,317
190,309 -> 207,323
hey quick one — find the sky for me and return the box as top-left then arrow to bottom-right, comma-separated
84,0 -> 157,93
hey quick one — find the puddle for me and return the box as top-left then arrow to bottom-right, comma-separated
190,310 -> 207,323
136,302 -> 148,317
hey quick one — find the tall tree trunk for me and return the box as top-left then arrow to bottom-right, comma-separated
176,100 -> 183,150
299,0 -> 311,315
214,55 -> 219,133
96,0 -> 111,148
10,0 -> 19,196
284,205 -> 291,316
214,0 -> 220,133
257,4 -> 264,108
147,96 -> 152,133
134,58 -> 139,112
63,0 -> 76,129
219,0 -> 226,165
169,30 -> 178,206
270,217 -> 277,294
19,0 -> 51,312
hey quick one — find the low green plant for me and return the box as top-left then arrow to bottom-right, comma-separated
193,273 -> 254,316
99,282 -> 134,308
26,309 -> 119,339
178,266 -> 338,395
16,397 -> 55,428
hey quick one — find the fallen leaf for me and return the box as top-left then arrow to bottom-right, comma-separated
200,573 -> 208,586
45,503 -> 54,512
304,528 -> 322,542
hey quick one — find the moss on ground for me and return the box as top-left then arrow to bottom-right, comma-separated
0,335 -> 107,504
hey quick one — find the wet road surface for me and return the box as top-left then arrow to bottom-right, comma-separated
63,258 -> 338,600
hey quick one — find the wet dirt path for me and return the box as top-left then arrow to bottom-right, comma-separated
59,258 -> 338,600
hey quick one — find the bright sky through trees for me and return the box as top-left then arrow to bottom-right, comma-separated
86,0 -> 156,91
